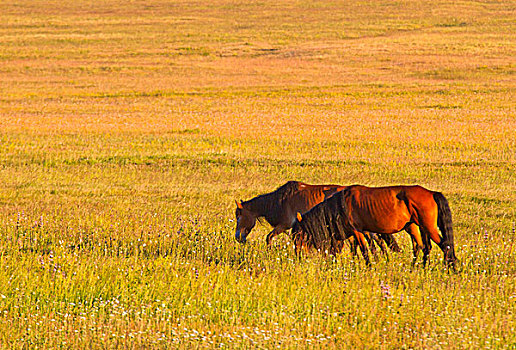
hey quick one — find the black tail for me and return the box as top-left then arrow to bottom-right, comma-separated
433,192 -> 457,265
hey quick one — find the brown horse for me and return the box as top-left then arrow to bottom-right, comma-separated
291,185 -> 457,267
234,181 -> 401,254
235,181 -> 344,244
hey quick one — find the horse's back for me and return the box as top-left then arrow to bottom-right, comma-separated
344,185 -> 436,233
347,185 -> 433,199
286,183 -> 344,221
347,184 -> 437,211
289,184 -> 326,212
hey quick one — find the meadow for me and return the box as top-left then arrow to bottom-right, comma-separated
0,0 -> 515,348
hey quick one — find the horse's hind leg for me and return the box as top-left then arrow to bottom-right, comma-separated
406,224 -> 424,266
364,231 -> 379,257
371,232 -> 390,256
418,213 -> 442,267
419,227 -> 435,267
380,233 -> 402,253
418,204 -> 449,266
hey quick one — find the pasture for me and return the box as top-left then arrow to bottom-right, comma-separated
0,0 -> 515,348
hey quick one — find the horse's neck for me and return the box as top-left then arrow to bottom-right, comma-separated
244,196 -> 267,217
245,194 -> 279,225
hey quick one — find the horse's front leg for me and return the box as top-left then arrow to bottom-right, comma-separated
346,236 -> 358,256
334,239 -> 346,254
266,226 -> 286,246
353,230 -> 370,265
292,230 -> 308,260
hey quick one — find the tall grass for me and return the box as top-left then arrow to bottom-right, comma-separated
0,0 -> 515,348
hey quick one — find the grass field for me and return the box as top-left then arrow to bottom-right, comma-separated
0,0 -> 515,348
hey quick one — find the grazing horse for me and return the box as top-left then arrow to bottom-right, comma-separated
291,185 -> 457,267
235,181 -> 344,244
234,181 -> 401,254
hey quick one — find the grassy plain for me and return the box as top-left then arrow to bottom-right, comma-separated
0,0 -> 515,348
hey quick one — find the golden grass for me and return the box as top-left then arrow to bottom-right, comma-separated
0,0 -> 515,348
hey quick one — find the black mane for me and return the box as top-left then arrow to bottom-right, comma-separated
291,190 -> 353,254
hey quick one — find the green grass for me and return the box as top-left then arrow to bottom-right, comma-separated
0,0 -> 515,348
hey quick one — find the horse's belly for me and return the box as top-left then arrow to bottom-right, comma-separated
362,218 -> 406,234
357,201 -> 410,234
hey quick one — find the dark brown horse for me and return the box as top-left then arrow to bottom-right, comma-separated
291,185 -> 457,267
234,181 -> 401,254
235,181 -> 344,244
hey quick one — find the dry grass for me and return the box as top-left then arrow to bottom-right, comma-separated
0,0 -> 515,348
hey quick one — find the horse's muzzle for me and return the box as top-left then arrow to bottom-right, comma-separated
235,230 -> 247,243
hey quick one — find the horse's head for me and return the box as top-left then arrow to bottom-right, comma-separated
234,200 -> 257,243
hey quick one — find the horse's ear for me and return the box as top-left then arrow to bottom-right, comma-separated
235,200 -> 243,209
297,212 -> 302,222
